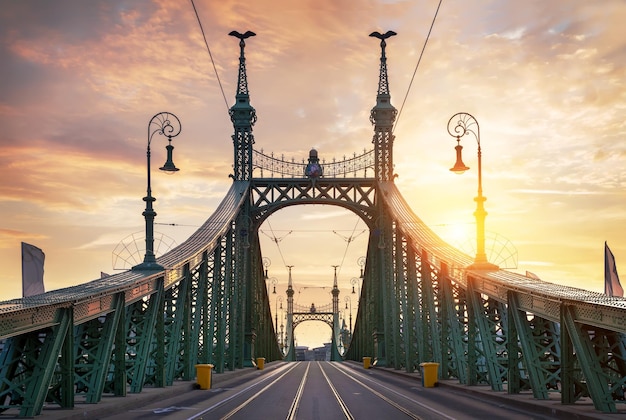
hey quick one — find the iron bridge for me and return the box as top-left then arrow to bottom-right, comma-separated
0,31 -> 625,418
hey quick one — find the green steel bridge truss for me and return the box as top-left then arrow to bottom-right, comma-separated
1,177 -> 625,416
0,31 -> 625,417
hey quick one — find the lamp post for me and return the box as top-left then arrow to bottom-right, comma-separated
133,112 -> 181,271
275,296 -> 283,333
269,277 -> 278,294
263,257 -> 271,279
344,296 -> 352,332
446,112 -> 498,271
351,277 -> 360,296
357,256 -> 366,278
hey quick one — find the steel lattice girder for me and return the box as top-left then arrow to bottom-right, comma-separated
162,269 -> 190,385
439,265 -> 468,383
127,281 -> 163,394
508,292 -> 557,399
250,179 -> 377,224
72,293 -> 124,403
0,308 -> 72,417
562,305 -> 622,413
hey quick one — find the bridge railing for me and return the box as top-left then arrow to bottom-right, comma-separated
293,303 -> 333,313
253,148 -> 374,178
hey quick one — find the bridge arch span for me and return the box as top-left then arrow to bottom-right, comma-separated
249,179 -> 381,229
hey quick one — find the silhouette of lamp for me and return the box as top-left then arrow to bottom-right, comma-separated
446,112 -> 498,271
133,112 -> 181,271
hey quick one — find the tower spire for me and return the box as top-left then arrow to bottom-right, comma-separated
229,30 -> 257,180
369,31 -> 398,181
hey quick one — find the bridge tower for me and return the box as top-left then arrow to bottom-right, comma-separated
229,30 -> 257,181
366,30 -> 398,368
331,265 -> 342,361
223,30 -> 404,367
369,30 -> 398,182
285,265 -> 296,360
227,31 -> 271,368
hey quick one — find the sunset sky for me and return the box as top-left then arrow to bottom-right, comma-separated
1,0 -> 625,348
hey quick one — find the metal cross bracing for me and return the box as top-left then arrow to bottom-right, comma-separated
281,266 -> 344,362
0,30 -> 625,418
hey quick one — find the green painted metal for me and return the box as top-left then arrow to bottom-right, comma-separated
420,250 -> 441,364
560,304 -> 576,404
400,240 -> 415,372
562,305 -> 617,412
207,245 -> 220,367
508,292 -> 550,398
21,308 -> 72,417
439,264 -> 468,383
180,266 -> 193,381
190,251 -> 208,367
1,31 -> 626,418
222,231 -> 235,371
58,316 -> 74,408
111,297 -> 127,397
467,277 -> 504,390
164,266 -> 190,385
73,293 -> 125,403
128,279 -> 164,393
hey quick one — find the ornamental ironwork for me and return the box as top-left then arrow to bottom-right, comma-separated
253,148 -> 374,178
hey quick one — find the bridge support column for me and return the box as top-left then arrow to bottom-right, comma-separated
243,331 -> 257,367
330,332 -> 342,361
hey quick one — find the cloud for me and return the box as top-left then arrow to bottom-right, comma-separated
0,0 -> 625,305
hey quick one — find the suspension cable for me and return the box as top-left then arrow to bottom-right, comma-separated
393,0 -> 443,133
265,219 -> 290,268
335,218 -> 362,278
189,0 -> 230,111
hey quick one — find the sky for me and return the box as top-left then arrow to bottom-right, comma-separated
1,0 -> 625,348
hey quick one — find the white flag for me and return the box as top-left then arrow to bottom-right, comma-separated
22,242 -> 45,297
525,271 -> 541,280
604,242 -> 623,297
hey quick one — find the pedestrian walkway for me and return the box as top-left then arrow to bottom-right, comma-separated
2,362 -> 288,419
368,361 -> 624,420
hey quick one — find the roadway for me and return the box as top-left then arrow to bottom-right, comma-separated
19,361 -> 619,419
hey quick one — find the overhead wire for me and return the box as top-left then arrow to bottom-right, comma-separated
334,217 -> 363,278
265,219 -> 290,268
393,0 -> 443,133
189,0 -> 230,111
189,0 -> 443,295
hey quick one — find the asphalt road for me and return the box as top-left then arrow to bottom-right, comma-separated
103,361 -> 564,420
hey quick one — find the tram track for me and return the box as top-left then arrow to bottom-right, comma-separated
326,362 -> 422,419
329,362 -> 455,420
285,363 -> 310,420
186,361 -> 454,420
186,362 -> 299,420
318,362 -> 355,420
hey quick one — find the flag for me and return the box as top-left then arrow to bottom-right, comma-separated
525,271 -> 541,280
21,242 -> 45,297
604,242 -> 623,297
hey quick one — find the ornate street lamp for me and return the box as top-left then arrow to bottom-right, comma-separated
263,257 -> 271,279
446,112 -> 498,271
351,277 -> 360,295
133,112 -> 181,271
275,296 -> 283,333
344,296 -> 353,333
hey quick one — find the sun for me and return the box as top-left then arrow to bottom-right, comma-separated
438,222 -> 474,250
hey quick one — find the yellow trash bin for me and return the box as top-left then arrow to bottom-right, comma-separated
195,364 -> 214,390
419,362 -> 439,388
363,356 -> 371,369
256,357 -> 265,370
